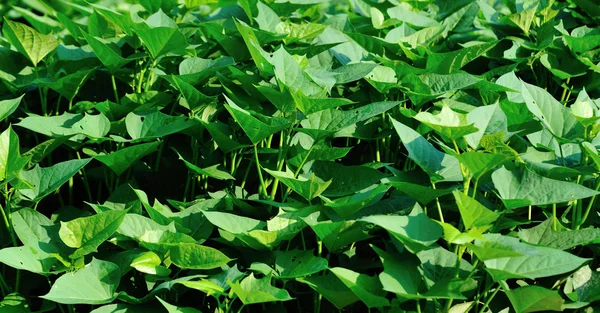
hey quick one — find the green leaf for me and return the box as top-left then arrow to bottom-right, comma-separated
569,265 -> 600,303
501,5 -> 538,36
0,127 -> 30,182
125,111 -> 196,140
234,19 -> 274,75
329,267 -> 390,308
0,293 -> 31,313
492,166 -> 600,208
464,103 -> 509,149
383,179 -> 452,205
372,246 -> 423,298
308,161 -> 386,197
391,117 -> 462,182
58,210 -> 127,259
521,80 -> 581,141
229,274 -> 293,305
41,67 -> 96,101
302,212 -> 371,252
453,191 -> 499,230
41,258 -> 120,304
360,204 -> 443,253
170,243 -> 232,270
564,26 -> 600,53
16,113 -> 111,140
2,18 -> 58,66
291,89 -> 354,115
162,75 -> 216,111
273,249 -> 328,278
95,142 -> 161,175
117,214 -> 196,252
505,285 -> 564,313
82,32 -> 133,73
471,234 -> 590,281
304,101 -> 400,133
17,158 -> 91,202
0,94 -> 24,121
156,297 -> 201,313
132,11 -> 188,59
426,42 -> 497,74
297,273 -> 359,309
455,151 -> 511,180
224,96 -> 292,145
264,168 -> 331,200
519,219 -> 600,250
0,246 -> 56,274
12,208 -> 56,252
272,46 -> 322,96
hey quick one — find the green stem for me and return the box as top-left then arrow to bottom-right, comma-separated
0,273 -> 8,297
478,285 -> 500,313
269,132 -> 287,200
0,204 -> 17,248
76,152 -> 93,203
282,144 -> 315,202
578,178 -> 600,229
552,203 -> 558,231
432,182 -> 445,223
111,75 -> 119,103
253,145 -> 267,198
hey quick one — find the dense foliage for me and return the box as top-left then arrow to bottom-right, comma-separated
1,0 -> 600,312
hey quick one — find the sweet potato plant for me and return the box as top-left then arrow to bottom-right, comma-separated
1,0 -> 600,312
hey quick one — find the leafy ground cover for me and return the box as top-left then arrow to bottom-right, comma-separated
1,0 -> 600,312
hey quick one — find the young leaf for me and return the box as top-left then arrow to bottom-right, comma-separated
17,158 -> 91,202
264,168 -> 331,200
41,258 -> 120,304
414,105 -> 479,141
229,274 -> 293,304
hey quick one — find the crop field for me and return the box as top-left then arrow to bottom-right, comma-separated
1,0 -> 600,312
